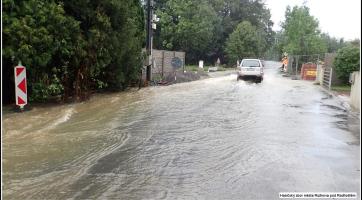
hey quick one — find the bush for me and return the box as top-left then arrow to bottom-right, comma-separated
3,0 -> 145,102
333,45 -> 360,83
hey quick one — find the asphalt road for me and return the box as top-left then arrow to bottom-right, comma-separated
3,61 -> 360,199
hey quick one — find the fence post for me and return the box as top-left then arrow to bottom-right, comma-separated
316,55 -> 319,81
183,52 -> 185,73
295,56 -> 299,76
288,56 -> 293,75
162,51 -> 165,78
328,68 -> 333,90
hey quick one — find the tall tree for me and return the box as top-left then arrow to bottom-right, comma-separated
206,0 -> 274,63
225,21 -> 267,64
3,0 -> 145,102
280,5 -> 326,55
61,0 -> 145,91
155,0 -> 220,63
321,33 -> 346,53
3,0 -> 84,101
154,0 -> 274,64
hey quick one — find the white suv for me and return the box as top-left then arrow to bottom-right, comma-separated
237,59 -> 264,83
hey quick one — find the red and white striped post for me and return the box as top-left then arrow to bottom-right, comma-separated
14,62 -> 27,110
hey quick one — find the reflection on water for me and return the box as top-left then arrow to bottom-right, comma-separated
3,62 -> 360,199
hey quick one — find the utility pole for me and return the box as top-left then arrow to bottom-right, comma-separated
146,0 -> 153,82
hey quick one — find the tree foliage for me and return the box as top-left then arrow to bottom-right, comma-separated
154,0 -> 274,64
207,0 -> 274,63
333,45 -> 360,83
225,21 -> 267,64
280,5 -> 326,55
155,0 -> 220,63
3,0 -> 145,102
321,33 -> 346,53
3,0 -> 83,101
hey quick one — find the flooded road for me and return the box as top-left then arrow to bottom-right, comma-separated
3,61 -> 360,199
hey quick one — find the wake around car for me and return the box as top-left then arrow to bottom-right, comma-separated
237,59 -> 264,83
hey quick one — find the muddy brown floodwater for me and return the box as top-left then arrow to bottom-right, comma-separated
2,61 -> 360,199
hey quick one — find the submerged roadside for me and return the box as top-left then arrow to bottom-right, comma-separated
2,68 -> 237,116
278,67 -> 360,143
2,61 -> 360,199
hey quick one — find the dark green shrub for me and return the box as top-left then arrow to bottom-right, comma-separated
333,45 -> 360,83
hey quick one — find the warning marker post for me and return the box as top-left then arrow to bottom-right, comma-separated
14,62 -> 27,111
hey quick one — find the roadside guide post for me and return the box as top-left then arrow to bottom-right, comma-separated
199,60 -> 204,68
14,62 -> 27,111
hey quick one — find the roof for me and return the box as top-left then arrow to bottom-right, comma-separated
241,59 -> 261,61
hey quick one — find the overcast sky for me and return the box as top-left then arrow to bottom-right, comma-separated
264,0 -> 361,40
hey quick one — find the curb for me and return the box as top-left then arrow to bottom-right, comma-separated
319,85 -> 360,118
280,70 -> 360,117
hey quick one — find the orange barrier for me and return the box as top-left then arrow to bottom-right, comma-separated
301,63 -> 317,80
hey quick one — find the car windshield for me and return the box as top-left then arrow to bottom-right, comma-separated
241,60 -> 260,67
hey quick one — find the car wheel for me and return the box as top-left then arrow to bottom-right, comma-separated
256,77 -> 262,83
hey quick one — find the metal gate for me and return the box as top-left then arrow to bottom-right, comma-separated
322,68 -> 333,90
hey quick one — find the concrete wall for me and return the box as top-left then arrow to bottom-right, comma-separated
350,71 -> 360,110
152,49 -> 185,79
316,64 -> 324,85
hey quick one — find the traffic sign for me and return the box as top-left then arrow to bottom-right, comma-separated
14,64 -> 27,108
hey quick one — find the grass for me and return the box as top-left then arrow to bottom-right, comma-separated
184,65 -> 233,72
331,85 -> 351,92
184,65 -> 208,72
216,66 -> 228,71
